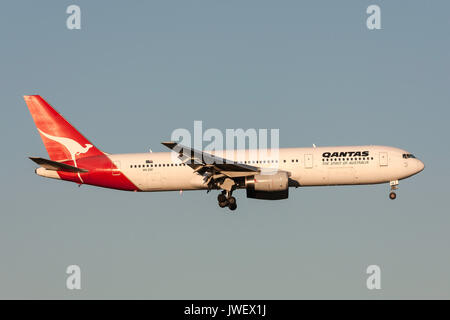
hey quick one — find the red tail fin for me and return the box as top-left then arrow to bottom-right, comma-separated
24,95 -> 104,162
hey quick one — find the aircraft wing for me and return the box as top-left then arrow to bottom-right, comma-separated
29,157 -> 89,173
161,141 -> 259,173
161,141 -> 286,192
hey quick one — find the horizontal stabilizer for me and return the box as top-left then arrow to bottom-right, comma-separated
29,157 -> 88,173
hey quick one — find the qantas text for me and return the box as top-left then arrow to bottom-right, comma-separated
322,151 -> 369,158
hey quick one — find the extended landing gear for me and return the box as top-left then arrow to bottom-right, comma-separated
217,191 -> 237,211
389,180 -> 398,200
228,197 -> 237,211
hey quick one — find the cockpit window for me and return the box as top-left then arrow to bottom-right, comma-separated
402,153 -> 416,159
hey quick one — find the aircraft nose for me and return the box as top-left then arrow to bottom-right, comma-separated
416,159 -> 425,173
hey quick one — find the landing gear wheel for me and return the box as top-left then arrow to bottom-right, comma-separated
219,201 -> 228,208
218,189 -> 237,210
389,192 -> 397,200
218,194 -> 227,203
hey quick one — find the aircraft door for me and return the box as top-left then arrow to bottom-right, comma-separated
305,154 -> 313,168
379,152 -> 388,166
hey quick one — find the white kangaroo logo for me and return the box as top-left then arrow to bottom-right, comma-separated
38,129 -> 93,183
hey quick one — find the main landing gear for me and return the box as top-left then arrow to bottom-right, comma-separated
218,191 -> 237,211
389,180 -> 398,200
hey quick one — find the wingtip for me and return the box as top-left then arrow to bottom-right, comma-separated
161,141 -> 177,148
28,157 -> 41,164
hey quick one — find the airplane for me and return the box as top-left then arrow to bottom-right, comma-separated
24,95 -> 425,211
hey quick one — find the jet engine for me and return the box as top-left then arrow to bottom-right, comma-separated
245,172 -> 289,200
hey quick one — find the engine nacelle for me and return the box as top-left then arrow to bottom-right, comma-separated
245,172 -> 289,200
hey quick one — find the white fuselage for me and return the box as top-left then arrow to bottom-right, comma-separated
100,145 -> 424,192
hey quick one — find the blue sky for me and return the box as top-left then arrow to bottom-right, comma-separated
0,0 -> 449,298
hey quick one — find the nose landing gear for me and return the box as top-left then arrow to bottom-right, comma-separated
217,191 -> 237,211
389,180 -> 398,200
